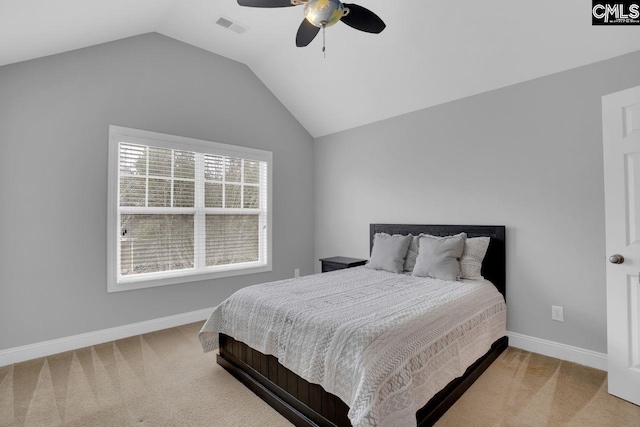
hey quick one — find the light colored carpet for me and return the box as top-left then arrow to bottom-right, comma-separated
0,324 -> 638,426
436,347 -> 640,427
0,323 -> 290,427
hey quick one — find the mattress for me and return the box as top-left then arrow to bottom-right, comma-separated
199,267 -> 506,427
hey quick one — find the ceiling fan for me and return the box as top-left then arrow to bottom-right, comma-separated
237,0 -> 386,48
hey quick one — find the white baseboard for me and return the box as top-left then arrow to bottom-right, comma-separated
507,331 -> 607,371
0,307 -> 214,368
0,315 -> 607,372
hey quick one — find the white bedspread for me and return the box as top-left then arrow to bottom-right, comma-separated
199,267 -> 506,427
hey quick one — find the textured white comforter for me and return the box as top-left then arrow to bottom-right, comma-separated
199,267 -> 506,427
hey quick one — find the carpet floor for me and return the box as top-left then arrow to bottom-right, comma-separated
0,323 -> 638,426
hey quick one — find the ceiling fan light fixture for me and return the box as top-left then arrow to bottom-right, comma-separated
236,0 -> 385,48
304,0 -> 344,28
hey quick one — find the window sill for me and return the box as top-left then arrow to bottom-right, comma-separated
107,263 -> 271,293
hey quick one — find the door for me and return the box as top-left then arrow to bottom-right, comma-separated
603,84 -> 640,406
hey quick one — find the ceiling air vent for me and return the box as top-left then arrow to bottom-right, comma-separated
216,17 -> 233,28
215,16 -> 248,34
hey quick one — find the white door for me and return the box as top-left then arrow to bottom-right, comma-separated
603,85 -> 640,406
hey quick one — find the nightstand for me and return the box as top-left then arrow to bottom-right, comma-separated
319,256 -> 367,273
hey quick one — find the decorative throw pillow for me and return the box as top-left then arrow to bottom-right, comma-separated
460,236 -> 490,280
412,233 -> 467,281
403,234 -> 420,272
366,233 -> 412,274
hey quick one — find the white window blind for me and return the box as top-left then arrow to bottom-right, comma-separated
107,126 -> 272,292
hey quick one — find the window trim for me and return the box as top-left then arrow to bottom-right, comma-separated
107,125 -> 273,293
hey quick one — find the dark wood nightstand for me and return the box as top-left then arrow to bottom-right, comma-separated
319,256 -> 367,273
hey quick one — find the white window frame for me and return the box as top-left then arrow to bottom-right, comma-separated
107,125 -> 272,293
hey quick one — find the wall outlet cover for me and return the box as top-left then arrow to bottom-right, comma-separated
552,305 -> 564,322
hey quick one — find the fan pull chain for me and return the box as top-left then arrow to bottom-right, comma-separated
322,25 -> 326,58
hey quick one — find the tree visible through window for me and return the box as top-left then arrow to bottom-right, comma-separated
108,126 -> 271,292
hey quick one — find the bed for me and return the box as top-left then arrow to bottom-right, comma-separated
200,224 -> 507,427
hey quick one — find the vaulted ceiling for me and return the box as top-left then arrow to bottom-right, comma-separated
2,0 -> 640,137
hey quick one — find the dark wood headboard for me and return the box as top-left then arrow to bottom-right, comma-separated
370,224 -> 506,300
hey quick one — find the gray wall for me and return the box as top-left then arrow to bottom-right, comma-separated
315,50 -> 640,354
0,33 -> 315,350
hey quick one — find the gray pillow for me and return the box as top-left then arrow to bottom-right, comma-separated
403,234 -> 420,273
367,233 -> 412,274
412,233 -> 467,281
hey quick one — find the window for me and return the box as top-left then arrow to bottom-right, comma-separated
107,126 -> 272,292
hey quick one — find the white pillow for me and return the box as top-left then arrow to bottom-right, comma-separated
412,233 -> 466,281
460,237 -> 490,280
367,233 -> 411,274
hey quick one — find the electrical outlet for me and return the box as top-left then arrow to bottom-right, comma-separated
294,268 -> 300,279
552,305 -> 564,322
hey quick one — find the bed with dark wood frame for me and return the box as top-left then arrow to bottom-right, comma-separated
216,224 -> 508,427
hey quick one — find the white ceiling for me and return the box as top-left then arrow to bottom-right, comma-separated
2,0 -> 640,137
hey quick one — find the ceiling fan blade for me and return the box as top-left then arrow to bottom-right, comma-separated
237,0 -> 296,7
341,4 -> 386,33
296,19 -> 320,47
